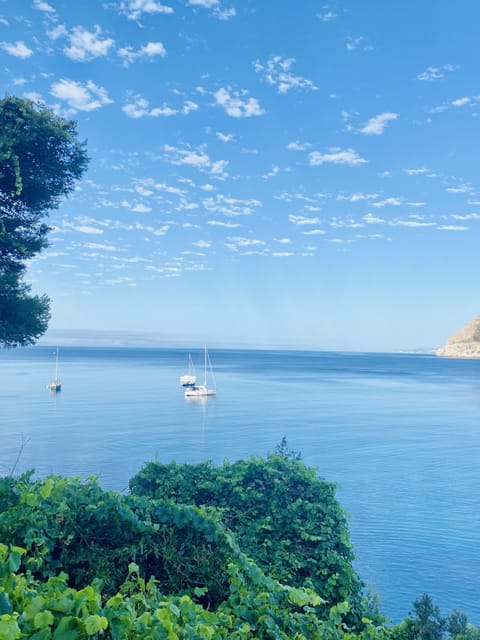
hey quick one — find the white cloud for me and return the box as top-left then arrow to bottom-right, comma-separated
272,252 -> 294,257
187,0 -> 236,20
359,112 -> 398,135
274,238 -> 292,244
203,194 -> 261,217
83,242 -> 119,251
182,101 -> 198,115
452,213 -> 480,220
262,165 -> 280,180
417,64 -> 459,81
452,96 -> 470,107
287,141 -> 311,151
288,215 -> 320,225
47,24 -> 68,40
131,203 -> 152,213
363,213 -> 385,224
317,10 -> 337,21
301,229 -> 326,235
64,25 -> 114,62
446,183 -> 473,194
214,87 -> 264,118
404,167 -> 436,177
62,221 -> 104,235
346,36 -> 365,51
309,147 -> 367,166
436,225 -> 468,231
337,192 -> 379,202
216,132 -> 235,142
193,240 -> 212,248
207,220 -> 241,228
0,41 -> 33,58
373,197 -> 402,208
254,56 -> 318,94
33,0 -> 55,12
163,144 -> 228,177
50,78 -> 113,113
119,0 -> 174,20
391,220 -> 435,228
122,95 -> 197,118
118,41 -> 167,66
225,236 -> 265,252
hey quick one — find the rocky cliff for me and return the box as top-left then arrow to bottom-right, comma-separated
436,316 -> 480,358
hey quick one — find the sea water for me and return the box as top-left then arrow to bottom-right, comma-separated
1,346 -> 479,624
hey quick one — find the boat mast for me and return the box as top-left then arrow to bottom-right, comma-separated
55,349 -> 59,380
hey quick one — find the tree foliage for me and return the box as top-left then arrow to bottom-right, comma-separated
129,446 -> 367,623
0,460 -> 479,639
0,95 -> 89,347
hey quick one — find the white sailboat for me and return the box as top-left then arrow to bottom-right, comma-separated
179,353 -> 196,387
46,348 -> 62,392
184,346 -> 216,397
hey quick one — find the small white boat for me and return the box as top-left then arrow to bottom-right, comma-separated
46,349 -> 62,392
185,346 -> 216,397
179,353 -> 196,387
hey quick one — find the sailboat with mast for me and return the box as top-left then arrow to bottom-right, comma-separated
184,346 -> 216,397
46,348 -> 62,392
179,353 -> 196,387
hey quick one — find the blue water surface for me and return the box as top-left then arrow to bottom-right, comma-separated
1,346 -> 479,624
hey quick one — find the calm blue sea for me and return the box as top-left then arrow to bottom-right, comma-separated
1,346 -> 479,624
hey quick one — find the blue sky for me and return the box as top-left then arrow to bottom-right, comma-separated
2,0 -> 479,350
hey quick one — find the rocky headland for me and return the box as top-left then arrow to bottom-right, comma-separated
436,315 -> 480,358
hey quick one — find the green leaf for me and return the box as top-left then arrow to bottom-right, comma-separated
0,593 -> 13,615
0,615 -> 22,640
40,478 -> 54,500
34,610 -> 55,630
84,614 -> 108,636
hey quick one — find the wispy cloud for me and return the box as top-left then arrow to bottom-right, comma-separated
404,167 -> 437,177
446,182 -> 474,194
317,9 -> 337,22
214,87 -> 264,117
216,132 -> 235,142
117,41 -> 167,66
163,144 -> 228,177
33,0 -> 55,11
50,78 -> 113,113
436,225 -> 468,231
359,112 -> 398,135
254,56 -> 318,94
372,197 -> 402,208
309,147 -> 367,166
346,36 -> 365,51
337,192 -> 379,202
262,166 -> 280,180
119,0 -> 174,20
363,213 -> 385,224
417,64 -> 459,81
225,236 -> 265,252
203,194 -> 261,217
187,0 -> 236,20
452,213 -> 480,220
288,215 -> 320,225
123,95 -> 198,118
64,25 -> 114,62
0,40 -> 33,58
287,141 -> 311,151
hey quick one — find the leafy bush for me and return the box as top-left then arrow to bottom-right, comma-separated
0,472 -> 232,607
129,445 -> 366,622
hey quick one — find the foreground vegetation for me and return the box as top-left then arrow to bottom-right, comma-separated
0,443 -> 478,639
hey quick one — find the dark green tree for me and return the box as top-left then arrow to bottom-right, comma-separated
0,95 -> 89,347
